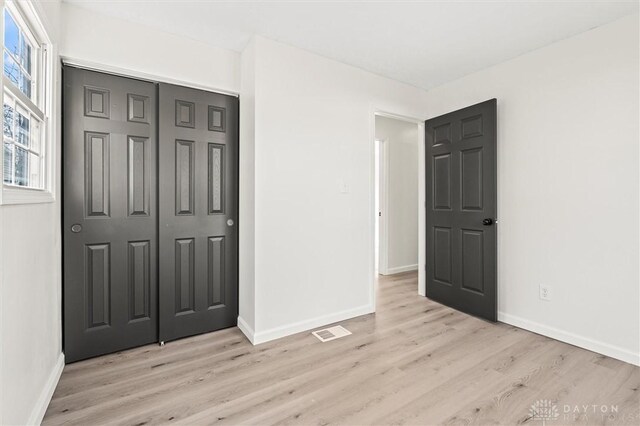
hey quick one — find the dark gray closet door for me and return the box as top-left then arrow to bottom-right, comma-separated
63,67 -> 158,362
158,83 -> 238,342
425,99 -> 497,321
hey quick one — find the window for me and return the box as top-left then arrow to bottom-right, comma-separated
1,0 -> 52,202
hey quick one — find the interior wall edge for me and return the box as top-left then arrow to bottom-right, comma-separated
237,316 -> 256,344
26,352 -> 64,426
498,312 -> 640,366
252,304 -> 375,345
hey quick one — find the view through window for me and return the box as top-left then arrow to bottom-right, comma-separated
3,6 -> 45,189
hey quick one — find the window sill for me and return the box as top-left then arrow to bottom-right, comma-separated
1,186 -> 54,205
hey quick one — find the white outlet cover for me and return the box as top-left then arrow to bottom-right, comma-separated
539,285 -> 551,301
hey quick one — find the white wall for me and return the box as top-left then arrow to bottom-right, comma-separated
424,15 -> 639,365
0,1 -> 64,424
239,36 -> 429,343
237,39 -> 257,336
375,116 -> 419,274
60,3 -> 240,94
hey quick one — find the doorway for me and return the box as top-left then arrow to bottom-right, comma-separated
374,138 -> 386,274
374,115 -> 421,298
62,66 -> 239,362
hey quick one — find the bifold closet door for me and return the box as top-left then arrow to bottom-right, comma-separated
158,83 -> 239,342
63,67 -> 158,363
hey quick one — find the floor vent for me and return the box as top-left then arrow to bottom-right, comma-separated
312,325 -> 352,342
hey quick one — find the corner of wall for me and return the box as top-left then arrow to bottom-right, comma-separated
238,37 -> 257,335
251,303 -> 375,345
26,353 -> 65,425
237,316 -> 256,344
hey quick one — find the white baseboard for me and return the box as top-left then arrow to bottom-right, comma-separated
27,352 -> 64,425
382,264 -> 418,275
498,312 -> 640,366
249,304 -> 375,345
237,316 -> 256,344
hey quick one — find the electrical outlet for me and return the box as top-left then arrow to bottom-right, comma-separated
539,285 -> 551,301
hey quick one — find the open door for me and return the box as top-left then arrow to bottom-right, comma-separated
424,99 -> 497,321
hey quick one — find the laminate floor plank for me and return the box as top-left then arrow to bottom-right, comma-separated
43,273 -> 639,425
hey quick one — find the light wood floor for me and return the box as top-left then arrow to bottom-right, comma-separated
44,272 -> 639,425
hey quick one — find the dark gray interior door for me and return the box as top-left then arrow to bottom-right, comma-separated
63,67 -> 158,362
158,83 -> 238,342
425,99 -> 497,321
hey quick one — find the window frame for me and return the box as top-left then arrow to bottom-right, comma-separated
0,0 -> 54,204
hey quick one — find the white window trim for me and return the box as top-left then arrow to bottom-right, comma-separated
0,0 -> 55,205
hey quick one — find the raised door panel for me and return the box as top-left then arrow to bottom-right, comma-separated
433,227 -> 452,285
208,236 -> 225,308
208,144 -> 224,214
175,238 -> 195,314
127,94 -> 149,124
433,153 -> 451,210
208,106 -> 226,132
175,140 -> 194,215
84,86 -> 110,119
433,123 -> 451,146
461,148 -> 483,211
85,132 -> 110,217
128,136 -> 150,216
128,241 -> 150,321
175,100 -> 195,128
461,229 -> 484,294
85,243 -> 111,329
461,114 -> 483,139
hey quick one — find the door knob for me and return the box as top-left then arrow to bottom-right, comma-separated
227,219 -> 234,227
71,224 -> 82,233
482,218 -> 494,226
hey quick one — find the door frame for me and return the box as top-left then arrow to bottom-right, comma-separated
370,109 -> 426,311
61,56 -> 239,98
375,138 -> 390,275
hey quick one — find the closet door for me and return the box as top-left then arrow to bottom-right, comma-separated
63,67 -> 158,362
158,83 -> 238,342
